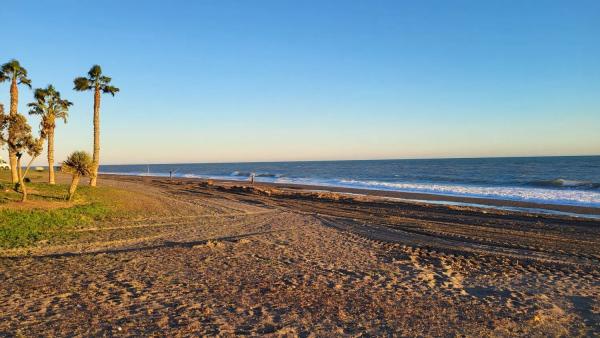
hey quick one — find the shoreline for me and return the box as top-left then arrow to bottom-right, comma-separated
100,173 -> 600,218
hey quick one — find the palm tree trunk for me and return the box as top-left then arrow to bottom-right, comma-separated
90,87 -> 101,187
8,77 -> 19,184
48,128 -> 55,184
17,157 -> 27,202
68,174 -> 80,201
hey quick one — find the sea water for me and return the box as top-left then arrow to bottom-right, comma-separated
100,156 -> 600,209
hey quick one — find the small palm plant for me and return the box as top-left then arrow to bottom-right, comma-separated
61,151 -> 93,201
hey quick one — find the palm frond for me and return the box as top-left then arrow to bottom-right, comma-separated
73,77 -> 91,91
55,111 -> 69,123
17,66 -> 28,78
27,104 -> 45,116
55,98 -> 72,122
19,77 -> 32,88
33,87 -> 47,100
88,65 -> 102,79
102,85 -> 120,96
99,75 -> 112,84
44,85 -> 57,96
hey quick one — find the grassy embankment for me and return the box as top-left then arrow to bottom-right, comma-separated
0,169 -> 142,248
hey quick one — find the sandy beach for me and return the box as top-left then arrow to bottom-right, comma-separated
1,174 -> 599,336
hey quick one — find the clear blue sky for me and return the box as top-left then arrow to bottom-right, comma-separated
2,0 -> 599,164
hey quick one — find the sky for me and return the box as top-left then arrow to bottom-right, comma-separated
1,0 -> 599,165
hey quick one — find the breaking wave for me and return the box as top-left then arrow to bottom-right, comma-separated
528,179 -> 600,190
231,171 -> 283,178
335,179 -> 600,207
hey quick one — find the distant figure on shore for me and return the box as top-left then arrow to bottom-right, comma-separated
250,173 -> 255,185
169,168 -> 178,180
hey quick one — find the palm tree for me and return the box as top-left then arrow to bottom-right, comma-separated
73,65 -> 119,187
0,60 -> 32,184
61,151 -> 93,201
28,85 -> 73,184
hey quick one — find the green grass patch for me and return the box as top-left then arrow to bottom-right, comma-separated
0,203 -> 111,248
0,172 -> 138,248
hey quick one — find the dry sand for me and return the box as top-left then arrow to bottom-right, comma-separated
1,175 -> 599,336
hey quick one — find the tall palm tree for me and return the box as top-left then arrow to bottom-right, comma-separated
0,60 -> 32,184
28,85 -> 73,184
73,65 -> 119,187
61,151 -> 93,201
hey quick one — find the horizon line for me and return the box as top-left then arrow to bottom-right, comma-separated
96,153 -> 600,166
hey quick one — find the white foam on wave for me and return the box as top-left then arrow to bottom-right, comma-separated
555,179 -> 587,187
336,179 -> 600,207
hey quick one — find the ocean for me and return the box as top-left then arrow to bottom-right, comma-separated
100,156 -> 600,209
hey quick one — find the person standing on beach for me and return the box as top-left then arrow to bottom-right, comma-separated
250,173 -> 255,185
